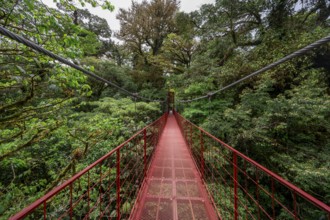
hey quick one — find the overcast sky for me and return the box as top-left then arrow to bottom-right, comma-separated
43,0 -> 215,32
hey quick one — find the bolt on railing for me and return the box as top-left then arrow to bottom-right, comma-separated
10,113 -> 168,220
174,111 -> 330,220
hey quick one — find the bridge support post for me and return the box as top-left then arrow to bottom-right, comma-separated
87,171 -> 90,219
190,124 -> 193,147
200,130 -> 205,180
143,129 -> 147,177
116,150 -> 121,220
233,152 -> 238,220
99,162 -> 103,216
70,183 -> 73,220
43,201 -> 46,220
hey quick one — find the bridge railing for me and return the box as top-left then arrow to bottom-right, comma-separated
10,113 -> 168,220
174,111 -> 330,220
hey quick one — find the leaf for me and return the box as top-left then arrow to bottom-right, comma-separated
121,202 -> 131,214
24,0 -> 34,11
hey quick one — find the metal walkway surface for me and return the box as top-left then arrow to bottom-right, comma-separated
130,113 -> 218,220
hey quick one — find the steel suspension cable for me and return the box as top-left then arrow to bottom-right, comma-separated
179,34 -> 330,103
0,25 -> 164,103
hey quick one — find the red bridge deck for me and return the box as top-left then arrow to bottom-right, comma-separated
130,113 -> 218,220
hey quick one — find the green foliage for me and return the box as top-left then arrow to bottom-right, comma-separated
0,0 -> 162,218
207,183 -> 256,219
0,96 -> 160,218
1,0 -> 330,218
80,57 -> 137,98
151,33 -> 197,73
116,0 -> 179,90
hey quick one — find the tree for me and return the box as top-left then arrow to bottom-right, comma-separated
117,0 -> 179,58
80,57 -> 137,98
73,8 -> 119,57
116,0 -> 179,90
150,33 -> 196,73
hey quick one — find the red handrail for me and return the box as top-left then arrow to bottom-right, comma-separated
174,111 -> 330,220
10,113 -> 168,220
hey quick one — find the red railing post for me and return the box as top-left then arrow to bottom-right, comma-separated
190,123 -> 193,148
116,149 -> 121,220
271,178 -> 275,219
233,152 -> 238,220
99,162 -> 103,215
70,183 -> 73,220
256,168 -> 260,220
183,121 -> 186,139
186,121 -> 188,140
200,130 -> 205,179
43,201 -> 46,220
143,128 -> 147,177
293,191 -> 298,220
87,171 -> 90,220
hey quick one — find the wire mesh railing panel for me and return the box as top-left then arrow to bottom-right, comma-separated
174,111 -> 330,220
10,114 -> 167,220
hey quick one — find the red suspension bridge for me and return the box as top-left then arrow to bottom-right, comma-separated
1,26 -> 330,220
10,111 -> 330,220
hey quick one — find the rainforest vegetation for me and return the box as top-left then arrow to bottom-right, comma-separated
0,0 -> 329,218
